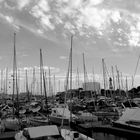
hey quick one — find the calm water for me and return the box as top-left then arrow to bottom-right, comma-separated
92,132 -> 129,140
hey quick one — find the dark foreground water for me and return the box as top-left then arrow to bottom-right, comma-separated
92,132 -> 129,140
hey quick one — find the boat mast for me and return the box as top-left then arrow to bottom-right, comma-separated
69,35 -> 73,126
26,69 -> 30,102
4,68 -> 8,95
1,70 -> 3,93
92,66 -> 97,111
53,75 -> 56,96
32,67 -> 36,96
102,58 -> 106,97
115,66 -> 121,96
76,67 -> 80,88
1,70 -> 3,92
92,66 -> 96,92
40,49 -> 43,96
13,32 -> 19,117
40,49 -> 48,115
121,72 -> 124,90
132,55 -> 140,87
18,69 -> 20,94
61,36 -> 73,127
125,76 -> 128,98
83,53 -> 88,91
111,66 -> 115,91
48,67 -> 52,97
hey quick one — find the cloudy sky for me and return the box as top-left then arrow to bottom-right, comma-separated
0,0 -> 140,93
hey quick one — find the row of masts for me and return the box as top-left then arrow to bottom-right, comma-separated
0,64 -> 136,95
0,33 -> 139,97
0,61 -> 136,95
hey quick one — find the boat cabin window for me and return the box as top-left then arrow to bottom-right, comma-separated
73,132 -> 79,138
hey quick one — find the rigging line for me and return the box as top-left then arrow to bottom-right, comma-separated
132,54 -> 140,87
104,62 -> 110,78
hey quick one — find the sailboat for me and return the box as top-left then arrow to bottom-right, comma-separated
113,107 -> 140,132
49,37 -> 77,125
25,69 -> 41,114
50,103 -> 77,125
28,49 -> 49,126
60,36 -> 95,140
2,33 -> 20,131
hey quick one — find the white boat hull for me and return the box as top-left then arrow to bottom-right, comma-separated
61,128 -> 94,140
3,118 -> 20,131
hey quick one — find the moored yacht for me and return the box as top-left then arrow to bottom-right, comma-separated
49,104 -> 77,125
113,107 -> 140,131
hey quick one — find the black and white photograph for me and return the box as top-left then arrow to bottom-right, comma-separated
0,0 -> 139,140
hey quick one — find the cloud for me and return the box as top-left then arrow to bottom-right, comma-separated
59,56 -> 67,60
38,0 -> 50,12
17,0 -> 31,10
1,0 -> 140,49
0,13 -> 20,31
0,56 -> 2,60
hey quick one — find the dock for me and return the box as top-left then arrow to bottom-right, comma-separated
71,121 -> 140,139
93,125 -> 140,139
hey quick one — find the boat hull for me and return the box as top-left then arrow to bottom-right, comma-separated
113,121 -> 140,132
61,128 -> 94,140
49,116 -> 69,125
28,118 -> 49,126
3,118 -> 20,131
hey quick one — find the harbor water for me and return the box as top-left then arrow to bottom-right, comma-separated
92,132 -> 129,140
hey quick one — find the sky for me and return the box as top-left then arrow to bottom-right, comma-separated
0,0 -> 140,94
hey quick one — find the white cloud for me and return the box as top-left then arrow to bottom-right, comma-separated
0,14 -> 20,31
111,10 -> 121,23
59,56 -> 67,60
5,15 -> 13,23
37,29 -> 44,34
64,22 -> 75,34
40,15 -> 54,30
79,7 -> 110,29
31,5 -> 44,18
38,0 -> 50,12
69,0 -> 82,9
89,0 -> 104,6
17,0 -> 30,10
1,0 -> 140,49
129,31 -> 140,47
30,1 -> 54,30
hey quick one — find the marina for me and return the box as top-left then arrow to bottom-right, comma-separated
0,33 -> 139,140
0,0 -> 140,140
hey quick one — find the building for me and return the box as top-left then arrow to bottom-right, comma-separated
82,82 -> 100,91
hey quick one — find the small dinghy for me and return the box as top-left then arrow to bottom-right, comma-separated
61,128 -> 94,140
